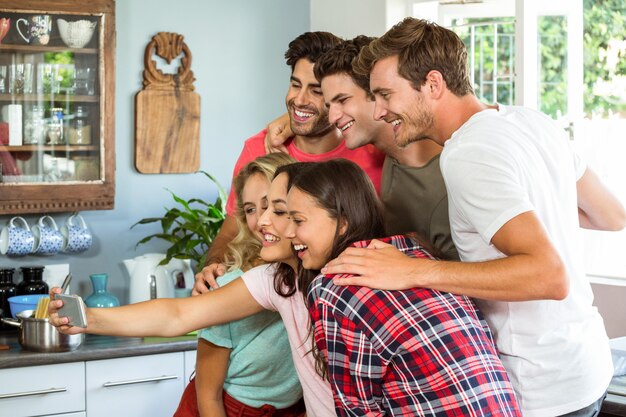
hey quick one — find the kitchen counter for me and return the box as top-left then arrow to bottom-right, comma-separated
603,375 -> 626,416
0,331 -> 197,369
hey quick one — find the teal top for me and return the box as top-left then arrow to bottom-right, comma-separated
199,269 -> 302,408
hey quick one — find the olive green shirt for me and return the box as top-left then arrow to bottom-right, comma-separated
381,154 -> 459,260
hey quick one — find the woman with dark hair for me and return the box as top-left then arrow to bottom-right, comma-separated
285,159 -> 521,416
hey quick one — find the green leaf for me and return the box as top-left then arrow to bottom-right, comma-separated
133,171 -> 227,268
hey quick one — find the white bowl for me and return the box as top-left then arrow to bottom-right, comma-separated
57,18 -> 97,48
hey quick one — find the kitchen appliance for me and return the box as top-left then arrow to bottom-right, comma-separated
123,253 -> 194,304
0,309 -> 84,352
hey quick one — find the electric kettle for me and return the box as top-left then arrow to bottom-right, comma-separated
123,253 -> 194,304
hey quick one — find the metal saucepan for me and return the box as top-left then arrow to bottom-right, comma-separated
0,309 -> 84,352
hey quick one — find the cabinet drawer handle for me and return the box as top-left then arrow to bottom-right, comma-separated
102,375 -> 179,387
0,387 -> 67,399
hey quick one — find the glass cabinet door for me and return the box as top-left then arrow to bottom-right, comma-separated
0,0 -> 114,214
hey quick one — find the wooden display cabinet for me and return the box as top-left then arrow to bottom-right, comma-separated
0,0 -> 115,214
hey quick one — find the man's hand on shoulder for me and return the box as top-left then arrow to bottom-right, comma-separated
192,263 -> 227,295
264,112 -> 292,154
322,239 -> 431,290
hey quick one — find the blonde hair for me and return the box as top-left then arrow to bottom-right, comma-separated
223,152 -> 297,271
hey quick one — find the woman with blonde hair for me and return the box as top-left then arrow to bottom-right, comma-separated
175,152 -> 304,417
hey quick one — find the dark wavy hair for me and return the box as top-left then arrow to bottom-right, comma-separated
285,31 -> 343,72
271,159 -> 387,299
314,35 -> 376,99
284,159 -> 386,380
287,159 -> 386,293
270,162 -> 310,298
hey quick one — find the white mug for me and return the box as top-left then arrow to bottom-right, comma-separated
0,216 -> 35,256
62,213 -> 92,253
32,215 -> 63,256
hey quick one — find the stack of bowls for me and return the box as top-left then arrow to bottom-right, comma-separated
7,294 -> 48,318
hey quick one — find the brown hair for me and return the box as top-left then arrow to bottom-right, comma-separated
313,35 -> 376,99
287,159 -> 386,293
285,159 -> 386,380
270,162 -> 311,298
285,31 -> 343,72
271,159 -> 387,298
223,153 -> 297,272
353,17 -> 473,96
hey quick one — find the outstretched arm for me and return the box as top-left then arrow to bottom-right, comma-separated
49,278 -> 264,336
577,167 -> 626,231
324,211 -> 567,301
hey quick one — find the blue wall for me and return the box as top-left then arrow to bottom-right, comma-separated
0,0 -> 310,303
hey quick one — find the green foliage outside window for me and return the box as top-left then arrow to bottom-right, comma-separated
452,0 -> 625,119
583,0 -> 626,117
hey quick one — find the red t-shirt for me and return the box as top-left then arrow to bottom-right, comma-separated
225,129 -> 385,215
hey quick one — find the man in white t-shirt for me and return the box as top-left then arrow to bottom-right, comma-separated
322,17 -> 626,417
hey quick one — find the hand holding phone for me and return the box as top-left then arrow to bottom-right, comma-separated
55,294 -> 88,328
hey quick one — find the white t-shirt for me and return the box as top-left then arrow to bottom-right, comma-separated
440,104 -> 612,417
242,264 -> 335,417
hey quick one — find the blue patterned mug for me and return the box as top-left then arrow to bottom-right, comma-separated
32,215 -> 63,255
62,213 -> 92,253
0,216 -> 36,256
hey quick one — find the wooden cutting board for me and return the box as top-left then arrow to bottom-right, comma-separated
135,32 -> 200,174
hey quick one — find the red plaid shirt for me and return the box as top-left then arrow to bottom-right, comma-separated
307,235 -> 521,416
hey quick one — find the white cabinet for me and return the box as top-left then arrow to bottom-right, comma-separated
86,352 -> 185,417
0,349 -> 195,417
0,362 -> 85,417
184,349 -> 197,384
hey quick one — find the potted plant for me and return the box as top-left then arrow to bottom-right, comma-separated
132,171 -> 227,270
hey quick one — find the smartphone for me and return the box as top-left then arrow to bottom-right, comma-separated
55,294 -> 88,328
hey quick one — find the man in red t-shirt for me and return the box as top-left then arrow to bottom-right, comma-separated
193,32 -> 384,293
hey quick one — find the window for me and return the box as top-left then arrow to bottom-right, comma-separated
412,0 -> 626,280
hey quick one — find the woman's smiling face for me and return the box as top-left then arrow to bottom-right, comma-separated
241,172 -> 269,242
287,186 -> 340,270
257,173 -> 298,270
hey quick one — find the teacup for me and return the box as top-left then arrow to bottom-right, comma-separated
16,15 -> 52,46
62,213 -> 92,253
0,18 -> 10,44
57,19 -> 97,49
0,217 -> 35,256
32,215 -> 63,256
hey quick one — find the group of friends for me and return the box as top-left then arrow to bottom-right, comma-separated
48,17 -> 626,417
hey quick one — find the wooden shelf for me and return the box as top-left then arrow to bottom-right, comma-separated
3,145 -> 99,152
0,44 -> 97,54
0,93 -> 99,102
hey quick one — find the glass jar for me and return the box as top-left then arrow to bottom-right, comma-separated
0,268 -> 17,328
16,266 -> 48,296
47,108 -> 64,145
68,106 -> 91,145
73,155 -> 99,181
23,106 -> 46,145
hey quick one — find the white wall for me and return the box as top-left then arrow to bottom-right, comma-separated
310,0 -> 389,38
